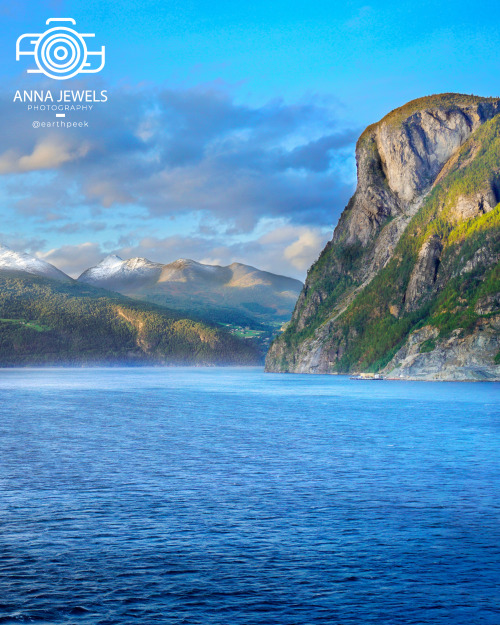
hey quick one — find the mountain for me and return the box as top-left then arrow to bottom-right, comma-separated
0,267 -> 261,367
266,94 -> 500,381
78,256 -> 302,321
78,256 -> 303,350
78,254 -> 163,289
0,243 -> 71,282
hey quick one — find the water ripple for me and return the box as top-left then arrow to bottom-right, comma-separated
0,368 -> 498,624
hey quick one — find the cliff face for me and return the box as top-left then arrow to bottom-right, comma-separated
266,94 -> 500,380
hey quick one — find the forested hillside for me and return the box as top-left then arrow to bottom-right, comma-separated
0,271 -> 261,366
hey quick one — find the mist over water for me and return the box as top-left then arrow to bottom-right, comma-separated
0,368 -> 498,624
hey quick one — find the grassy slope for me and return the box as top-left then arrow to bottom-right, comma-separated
277,113 -> 500,372
0,272 -> 261,366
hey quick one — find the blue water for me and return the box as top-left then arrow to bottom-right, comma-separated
0,368 -> 498,624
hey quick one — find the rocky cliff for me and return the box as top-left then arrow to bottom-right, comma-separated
266,94 -> 500,380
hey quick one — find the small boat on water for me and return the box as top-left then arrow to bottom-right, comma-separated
350,373 -> 384,380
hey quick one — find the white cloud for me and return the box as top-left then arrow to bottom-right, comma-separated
0,138 -> 90,174
36,242 -> 103,278
84,180 -> 134,207
284,228 -> 326,270
31,219 -> 331,281
0,83 -> 356,231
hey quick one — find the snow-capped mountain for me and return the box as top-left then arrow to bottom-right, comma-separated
79,255 -> 301,292
78,255 -> 303,323
0,244 -> 71,282
78,255 -> 163,289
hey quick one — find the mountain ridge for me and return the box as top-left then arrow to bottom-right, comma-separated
79,255 -> 301,292
77,255 -> 303,336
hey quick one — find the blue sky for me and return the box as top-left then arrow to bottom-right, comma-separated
0,0 -> 499,277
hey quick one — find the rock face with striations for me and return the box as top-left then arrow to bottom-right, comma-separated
266,94 -> 500,380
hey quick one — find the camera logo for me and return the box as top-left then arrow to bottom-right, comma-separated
16,18 -> 105,80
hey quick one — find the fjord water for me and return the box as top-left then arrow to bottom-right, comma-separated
0,368 -> 498,625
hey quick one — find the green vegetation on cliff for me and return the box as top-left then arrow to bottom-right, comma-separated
269,96 -> 500,376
